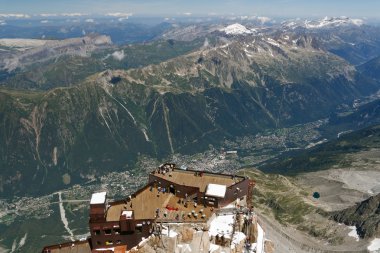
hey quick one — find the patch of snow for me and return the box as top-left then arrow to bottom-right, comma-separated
284,21 -> 298,29
209,214 -> 234,239
222,202 -> 236,209
257,223 -> 265,253
209,243 -> 220,252
232,232 -> 246,245
267,38 -> 280,47
161,228 -> 178,238
348,226 -> 359,241
368,238 -> 380,252
220,23 -> 253,35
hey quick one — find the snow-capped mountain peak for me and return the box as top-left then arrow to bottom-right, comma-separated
305,16 -> 364,29
220,23 -> 253,35
282,16 -> 364,30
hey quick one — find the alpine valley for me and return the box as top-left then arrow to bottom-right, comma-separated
1,16 -> 380,253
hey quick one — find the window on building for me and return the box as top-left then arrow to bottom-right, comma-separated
96,241 -> 101,246
114,228 -> 121,234
93,229 -> 101,235
104,229 -> 112,235
116,240 -> 122,245
105,240 -> 113,245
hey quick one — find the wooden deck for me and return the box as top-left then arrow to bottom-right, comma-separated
152,170 -> 240,192
156,194 -> 214,223
106,186 -> 216,222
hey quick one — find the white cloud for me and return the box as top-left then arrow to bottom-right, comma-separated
40,20 -> 49,23
37,13 -> 87,17
112,50 -> 125,61
61,13 -> 86,17
39,13 -> 58,17
257,16 -> 271,24
85,18 -> 95,23
0,13 -> 31,18
183,12 -> 192,16
106,12 -> 133,18
0,20 -> 6,26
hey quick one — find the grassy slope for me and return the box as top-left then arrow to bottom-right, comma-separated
243,169 -> 345,244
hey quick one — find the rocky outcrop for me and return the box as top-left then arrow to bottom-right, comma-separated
331,194 -> 380,238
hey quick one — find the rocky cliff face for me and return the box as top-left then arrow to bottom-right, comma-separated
332,194 -> 380,238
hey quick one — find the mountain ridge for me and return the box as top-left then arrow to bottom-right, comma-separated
0,27 -> 379,198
